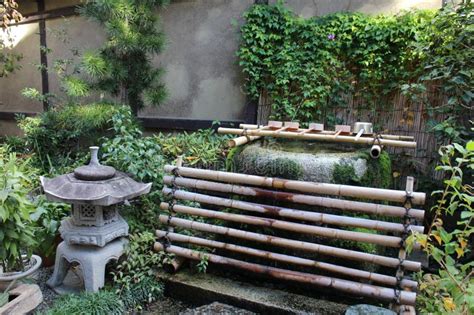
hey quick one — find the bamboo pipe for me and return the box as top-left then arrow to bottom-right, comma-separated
159,202 -> 414,248
157,216 -> 421,271
154,243 -> 417,305
238,124 -> 415,141
163,176 -> 426,220
228,135 -> 261,147
218,127 -> 416,149
163,256 -> 187,273
155,230 -> 418,289
162,187 -> 424,233
163,165 -> 426,205
228,125 -> 270,147
370,144 -> 383,159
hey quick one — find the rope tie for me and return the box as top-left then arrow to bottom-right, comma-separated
242,128 -> 252,142
371,132 -> 383,147
160,166 -> 180,251
393,192 -> 413,305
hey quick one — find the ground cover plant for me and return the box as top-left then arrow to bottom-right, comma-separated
408,139 -> 474,314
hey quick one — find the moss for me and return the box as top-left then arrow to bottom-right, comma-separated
226,145 -> 245,172
260,157 -> 303,179
359,150 -> 392,189
332,161 -> 359,185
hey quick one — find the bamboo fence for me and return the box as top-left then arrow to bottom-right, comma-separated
155,230 -> 418,289
157,215 -> 421,272
156,166 -> 425,307
163,165 -> 426,204
162,176 -> 426,219
161,187 -> 424,233
154,242 -> 417,305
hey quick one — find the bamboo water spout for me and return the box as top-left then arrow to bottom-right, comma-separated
218,127 -> 416,148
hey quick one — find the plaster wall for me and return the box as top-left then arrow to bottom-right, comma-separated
1,0 -> 442,136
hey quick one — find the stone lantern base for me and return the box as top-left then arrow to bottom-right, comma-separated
60,215 -> 129,247
47,238 -> 128,293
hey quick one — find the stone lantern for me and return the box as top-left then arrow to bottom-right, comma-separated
40,146 -> 151,292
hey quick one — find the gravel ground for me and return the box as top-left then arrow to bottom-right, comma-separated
33,267 -> 58,314
144,296 -> 190,315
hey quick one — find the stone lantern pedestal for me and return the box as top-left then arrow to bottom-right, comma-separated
40,147 -> 151,293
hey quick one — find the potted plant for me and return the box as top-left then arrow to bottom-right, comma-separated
0,147 -> 42,283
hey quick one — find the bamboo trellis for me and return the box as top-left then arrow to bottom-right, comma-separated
154,165 -> 427,309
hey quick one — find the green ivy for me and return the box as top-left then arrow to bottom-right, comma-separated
238,2 -> 433,123
238,1 -> 472,143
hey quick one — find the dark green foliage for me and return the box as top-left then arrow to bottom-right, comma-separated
112,232 -> 171,293
238,1 -> 472,143
332,162 -> 358,185
120,276 -> 164,311
79,0 -> 169,115
360,151 -> 392,189
101,109 -> 165,201
0,147 -> 38,271
17,103 -> 120,175
420,1 -> 474,144
238,2 -> 433,123
43,290 -> 125,315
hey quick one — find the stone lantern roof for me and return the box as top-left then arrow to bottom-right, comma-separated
40,147 -> 152,206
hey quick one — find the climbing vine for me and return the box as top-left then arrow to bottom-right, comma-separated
237,1 -> 473,143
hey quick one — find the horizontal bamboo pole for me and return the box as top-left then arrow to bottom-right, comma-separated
159,202 -> 415,248
162,187 -> 424,233
218,127 -> 417,149
163,166 -> 426,205
156,230 -> 417,289
154,243 -> 416,305
238,124 -> 415,141
157,216 -> 421,271
228,135 -> 261,147
163,176 -> 425,220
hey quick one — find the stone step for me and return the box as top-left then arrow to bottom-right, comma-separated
156,270 -> 349,315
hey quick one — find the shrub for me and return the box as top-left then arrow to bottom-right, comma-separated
78,0 -> 169,115
237,2 -> 472,143
0,146 -> 38,272
408,139 -> 474,314
17,103 -> 121,175
112,232 -> 171,293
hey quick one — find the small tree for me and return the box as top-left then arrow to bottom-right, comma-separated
0,0 -> 22,77
79,0 -> 168,116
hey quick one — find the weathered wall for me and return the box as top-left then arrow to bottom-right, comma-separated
270,0 -> 441,17
1,0 -> 441,136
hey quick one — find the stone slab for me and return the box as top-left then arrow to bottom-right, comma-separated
157,270 -> 349,315
0,283 -> 43,314
180,302 -> 255,315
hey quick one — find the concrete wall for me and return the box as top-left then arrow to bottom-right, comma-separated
270,0 -> 441,17
1,0 -> 441,136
